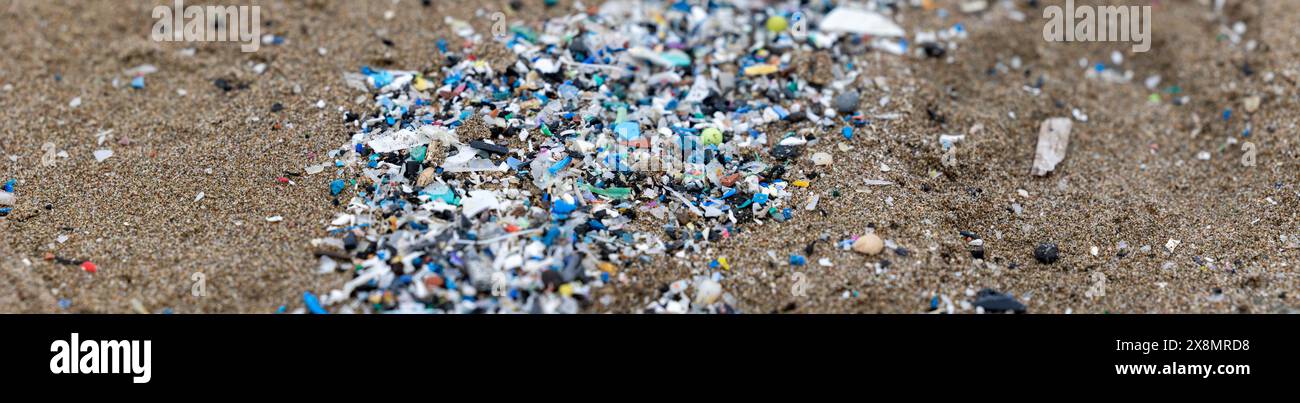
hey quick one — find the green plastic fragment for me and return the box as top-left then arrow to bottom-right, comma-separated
701,127 -> 723,145
661,51 -> 691,67
410,145 -> 427,162
510,26 -> 537,43
581,183 -> 632,199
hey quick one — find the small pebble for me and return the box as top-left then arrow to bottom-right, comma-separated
1243,96 -> 1261,113
1034,243 -> 1060,264
853,233 -> 884,255
834,91 -> 859,113
770,144 -> 801,161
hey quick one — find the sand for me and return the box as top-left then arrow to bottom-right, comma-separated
0,0 -> 1296,313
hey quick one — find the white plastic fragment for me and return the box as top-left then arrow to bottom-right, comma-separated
810,152 -> 833,166
626,47 -> 676,67
533,58 -> 559,74
93,149 -> 114,162
1031,118 -> 1072,176
318,255 -> 338,273
959,0 -> 989,14
693,279 -> 722,306
778,136 -> 807,146
122,64 -> 158,76
820,8 -> 905,37
0,191 -> 13,206
939,134 -> 965,148
367,128 -> 429,153
461,190 -> 501,218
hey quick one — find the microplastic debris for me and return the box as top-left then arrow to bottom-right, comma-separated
461,190 -> 500,218
1031,118 -> 1072,176
820,7 -> 905,37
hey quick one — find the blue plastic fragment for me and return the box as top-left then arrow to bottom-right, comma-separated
542,227 -> 561,245
366,68 -> 394,88
615,121 -> 641,141
303,291 -> 328,314
789,255 -> 806,266
330,179 -> 346,195
551,198 -> 578,219
549,156 -> 572,174
772,105 -> 788,119
130,76 -> 145,89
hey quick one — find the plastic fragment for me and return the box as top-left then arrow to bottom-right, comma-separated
303,291 -> 328,314
1031,118 -> 1072,176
